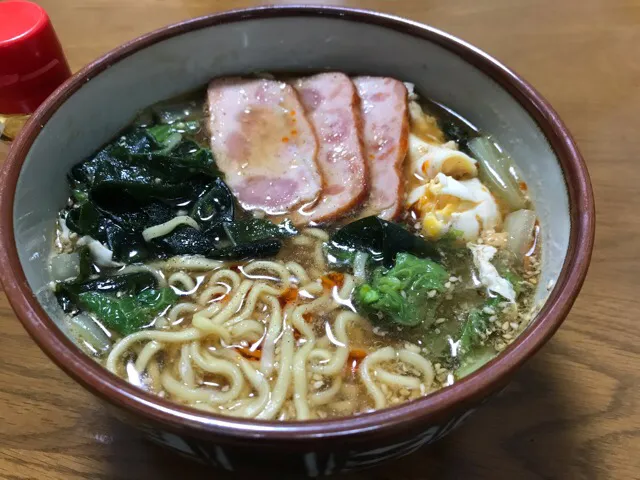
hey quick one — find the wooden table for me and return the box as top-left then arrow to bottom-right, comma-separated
1,0 -> 638,478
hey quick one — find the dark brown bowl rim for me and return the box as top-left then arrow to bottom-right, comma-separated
0,5 -> 594,443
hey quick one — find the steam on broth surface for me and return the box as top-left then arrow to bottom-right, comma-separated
50,74 -> 541,420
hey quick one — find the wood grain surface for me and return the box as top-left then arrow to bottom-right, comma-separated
1,1 -> 639,479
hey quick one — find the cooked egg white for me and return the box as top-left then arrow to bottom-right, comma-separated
468,243 -> 516,302
406,173 -> 502,241
409,135 -> 477,180
408,101 -> 445,144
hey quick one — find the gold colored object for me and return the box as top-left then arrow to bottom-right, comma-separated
0,114 -> 29,141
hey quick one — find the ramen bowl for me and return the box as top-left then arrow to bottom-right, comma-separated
0,6 -> 594,476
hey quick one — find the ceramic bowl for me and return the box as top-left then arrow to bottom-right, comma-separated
0,6 -> 594,476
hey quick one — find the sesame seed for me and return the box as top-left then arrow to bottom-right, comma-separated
449,276 -> 458,282
428,290 -> 437,298
445,282 -> 452,289
510,322 -> 519,329
489,315 -> 498,322
501,321 -> 510,331
435,318 -> 446,325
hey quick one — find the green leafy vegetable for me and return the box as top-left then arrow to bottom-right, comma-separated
149,225 -> 217,257
455,347 -> 496,378
77,245 -> 94,279
66,201 -> 149,263
64,106 -> 294,266
190,178 -> 235,229
459,296 -> 503,351
90,155 -> 211,202
224,218 -> 297,244
441,120 -> 473,147
209,238 -> 283,261
355,253 -> 449,327
326,216 -> 439,270
56,272 -> 158,314
202,218 -> 296,260
146,122 -> 199,149
59,271 -> 158,298
77,288 -> 178,335
502,271 -> 522,296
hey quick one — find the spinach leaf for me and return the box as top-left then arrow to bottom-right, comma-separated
146,124 -> 182,151
224,218 -> 297,244
502,271 -> 522,297
66,201 -> 148,263
91,156 -> 211,203
144,140 -> 218,176
77,245 -> 94,280
59,271 -> 157,298
209,238 -> 283,261
327,216 -> 439,269
91,192 -> 175,233
149,225 -> 217,257
63,108 -> 294,265
116,128 -> 155,154
459,296 -> 503,351
354,253 -> 449,327
190,178 -> 235,229
199,218 -> 296,260
56,271 -> 158,314
146,122 -> 200,152
77,288 -> 178,335
441,120 -> 472,148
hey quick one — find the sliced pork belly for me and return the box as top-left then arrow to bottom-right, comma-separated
293,72 -> 368,224
207,77 -> 322,214
354,77 -> 409,220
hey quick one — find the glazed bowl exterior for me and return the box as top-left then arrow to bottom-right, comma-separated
0,6 -> 594,476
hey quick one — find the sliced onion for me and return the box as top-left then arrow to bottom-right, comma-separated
158,131 -> 182,153
68,313 -> 112,355
77,236 -> 121,267
49,253 -> 81,281
503,209 -> 537,261
353,252 -> 369,282
456,348 -> 495,378
467,137 -> 527,210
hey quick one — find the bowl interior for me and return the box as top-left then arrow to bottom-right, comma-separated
13,13 -> 568,366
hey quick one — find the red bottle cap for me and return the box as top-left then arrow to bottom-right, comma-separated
0,1 -> 71,114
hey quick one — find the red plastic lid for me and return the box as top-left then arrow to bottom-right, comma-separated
0,1 -> 71,114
